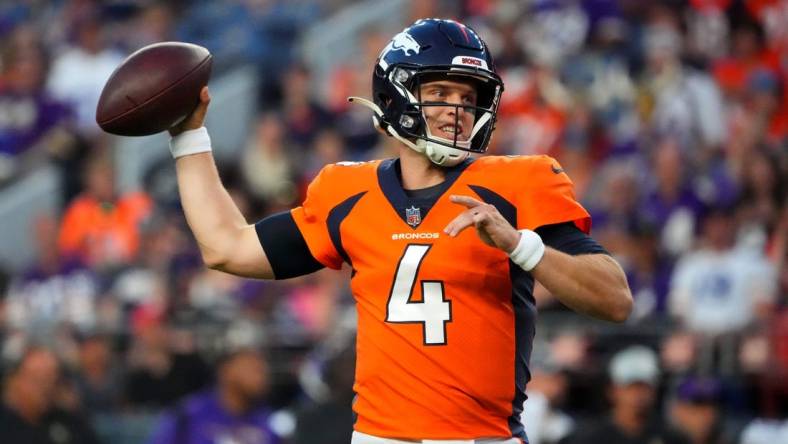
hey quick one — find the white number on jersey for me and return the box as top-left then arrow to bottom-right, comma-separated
386,244 -> 451,345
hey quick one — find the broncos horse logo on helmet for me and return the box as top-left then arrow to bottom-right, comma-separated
349,18 -> 505,166
381,31 -> 422,57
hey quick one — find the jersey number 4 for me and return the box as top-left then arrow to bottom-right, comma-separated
386,244 -> 451,345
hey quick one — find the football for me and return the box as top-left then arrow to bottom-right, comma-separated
96,42 -> 212,136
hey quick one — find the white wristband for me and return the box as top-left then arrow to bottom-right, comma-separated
169,127 -> 212,159
508,229 -> 545,271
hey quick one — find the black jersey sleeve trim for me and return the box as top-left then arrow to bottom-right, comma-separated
535,222 -> 609,256
255,211 -> 324,280
327,191 -> 367,267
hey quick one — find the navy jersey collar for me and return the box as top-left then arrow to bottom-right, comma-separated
377,157 -> 474,229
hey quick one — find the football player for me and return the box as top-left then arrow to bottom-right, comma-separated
168,18 -> 632,444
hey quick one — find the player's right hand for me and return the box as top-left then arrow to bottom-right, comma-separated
169,86 -> 211,137
445,194 -> 521,253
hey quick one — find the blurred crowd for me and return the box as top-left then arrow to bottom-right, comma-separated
0,0 -> 786,443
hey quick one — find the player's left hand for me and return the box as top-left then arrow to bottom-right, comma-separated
445,195 -> 521,253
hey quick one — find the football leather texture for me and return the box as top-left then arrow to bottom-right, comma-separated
96,42 -> 212,136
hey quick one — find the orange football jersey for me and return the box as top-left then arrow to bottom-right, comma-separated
291,155 -> 590,440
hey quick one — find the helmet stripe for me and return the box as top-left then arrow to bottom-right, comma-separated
458,23 -> 470,43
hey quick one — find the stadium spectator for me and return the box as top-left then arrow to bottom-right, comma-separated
736,146 -> 784,250
124,313 -> 211,409
146,328 -> 280,444
240,113 -> 299,212
476,7 -> 527,71
562,3 -> 639,159
639,137 -> 705,260
5,213 -> 98,333
668,376 -> 734,444
552,105 -> 595,198
684,0 -> 729,62
568,345 -> 690,444
520,348 -> 575,444
187,267 -> 249,323
668,204 -> 776,338
110,209 -> 192,309
639,12 -> 726,153
661,329 -> 700,376
0,25 -> 76,183
279,268 -> 351,341
745,69 -> 788,146
278,63 -> 333,150
73,334 -> 124,415
329,27 -> 388,157
739,418 -> 788,444
518,1 -> 589,70
292,330 -> 356,444
0,346 -> 100,444
724,69 -> 786,171
586,160 -> 641,257
495,62 -> 571,156
58,152 -> 153,269
300,127 -> 348,183
326,26 -> 387,112
45,10 -> 124,136
620,220 -> 665,320
712,20 -> 780,100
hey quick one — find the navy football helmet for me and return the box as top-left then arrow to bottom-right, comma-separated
349,19 -> 504,166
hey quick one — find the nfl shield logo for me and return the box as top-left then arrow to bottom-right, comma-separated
405,206 -> 421,227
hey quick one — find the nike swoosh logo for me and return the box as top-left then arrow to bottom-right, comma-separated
551,165 -> 564,174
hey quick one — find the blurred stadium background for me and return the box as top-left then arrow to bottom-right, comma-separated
0,0 -> 786,443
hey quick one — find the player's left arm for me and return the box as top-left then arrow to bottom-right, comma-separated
446,195 -> 632,322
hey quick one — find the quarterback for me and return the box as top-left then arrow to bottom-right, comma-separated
168,18 -> 632,444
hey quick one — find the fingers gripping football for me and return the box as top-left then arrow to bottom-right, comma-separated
445,195 -> 521,253
169,86 -> 211,137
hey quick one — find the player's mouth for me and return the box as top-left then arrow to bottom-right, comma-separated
436,123 -> 466,141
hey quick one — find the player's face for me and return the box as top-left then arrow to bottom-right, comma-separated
418,78 -> 478,143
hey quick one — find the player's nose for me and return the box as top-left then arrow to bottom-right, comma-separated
445,91 -> 464,105
444,93 -> 468,115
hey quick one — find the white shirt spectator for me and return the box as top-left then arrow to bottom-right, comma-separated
740,419 -> 788,444
521,392 -> 574,444
6,268 -> 98,332
669,247 -> 775,335
46,46 -> 124,134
